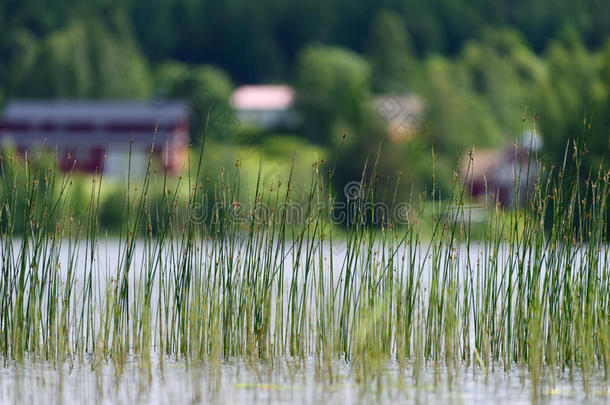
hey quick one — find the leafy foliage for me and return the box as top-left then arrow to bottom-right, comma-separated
0,1 -> 609,190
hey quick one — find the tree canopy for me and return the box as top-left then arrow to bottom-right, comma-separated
0,0 -> 609,192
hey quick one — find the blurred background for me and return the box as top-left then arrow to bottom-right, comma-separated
0,0 -> 609,221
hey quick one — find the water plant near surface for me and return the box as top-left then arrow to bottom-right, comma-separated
0,131 -> 608,403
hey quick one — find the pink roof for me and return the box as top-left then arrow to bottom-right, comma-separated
231,85 -> 295,110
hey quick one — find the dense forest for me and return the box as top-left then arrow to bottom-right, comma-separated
1,0 -> 609,192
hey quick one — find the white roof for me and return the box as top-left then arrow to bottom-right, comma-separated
231,85 -> 295,110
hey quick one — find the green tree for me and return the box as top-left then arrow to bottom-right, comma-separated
295,45 -> 406,197
458,29 -> 544,131
156,62 -> 233,143
423,56 -> 504,152
366,9 -> 417,92
419,56 -> 505,192
88,16 -> 153,98
295,45 -> 371,146
536,29 -> 602,168
12,18 -> 152,99
586,39 -> 610,168
12,23 -> 93,98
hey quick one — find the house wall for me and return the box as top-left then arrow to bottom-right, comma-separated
235,109 -> 299,129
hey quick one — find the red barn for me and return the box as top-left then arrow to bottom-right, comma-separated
460,133 -> 542,207
0,100 -> 190,177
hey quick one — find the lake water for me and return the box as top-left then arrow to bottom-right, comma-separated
0,240 -> 608,404
2,355 -> 608,404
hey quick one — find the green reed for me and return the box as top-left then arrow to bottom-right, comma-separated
0,129 -> 608,398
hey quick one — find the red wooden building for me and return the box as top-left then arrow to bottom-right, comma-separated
460,132 -> 542,207
0,100 -> 190,177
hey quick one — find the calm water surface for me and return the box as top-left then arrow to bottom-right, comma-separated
1,356 -> 608,404
1,241 -> 607,404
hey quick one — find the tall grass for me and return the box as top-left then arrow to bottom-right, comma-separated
0,130 -> 608,399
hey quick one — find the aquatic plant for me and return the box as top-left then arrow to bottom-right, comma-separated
0,128 -> 608,401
